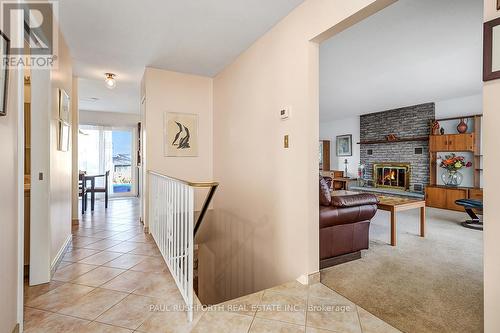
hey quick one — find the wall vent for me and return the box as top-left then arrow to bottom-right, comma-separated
414,147 -> 423,155
413,184 -> 424,192
367,149 -> 373,155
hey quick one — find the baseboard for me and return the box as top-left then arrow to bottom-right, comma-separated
296,275 -> 308,285
320,251 -> 361,270
50,234 -> 72,277
308,271 -> 321,284
143,225 -> 149,233
296,271 -> 321,285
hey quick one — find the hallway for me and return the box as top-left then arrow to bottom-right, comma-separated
22,197 -> 403,333
23,198 -> 193,332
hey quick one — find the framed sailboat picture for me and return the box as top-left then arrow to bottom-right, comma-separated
164,112 -> 199,157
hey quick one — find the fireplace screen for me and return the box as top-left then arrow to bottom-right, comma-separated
373,163 -> 410,190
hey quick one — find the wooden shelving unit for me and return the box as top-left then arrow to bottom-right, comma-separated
426,114 -> 483,210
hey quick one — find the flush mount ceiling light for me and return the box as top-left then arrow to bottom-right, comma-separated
104,73 -> 117,89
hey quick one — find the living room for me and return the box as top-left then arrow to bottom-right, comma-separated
318,0 -> 484,332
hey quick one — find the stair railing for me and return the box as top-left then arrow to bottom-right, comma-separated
148,171 -> 218,322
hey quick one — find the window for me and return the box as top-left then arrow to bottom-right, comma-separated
79,125 -> 136,197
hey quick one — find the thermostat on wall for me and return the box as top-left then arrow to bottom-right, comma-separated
280,107 -> 290,120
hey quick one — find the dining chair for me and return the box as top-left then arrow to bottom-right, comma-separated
79,172 -> 89,214
91,170 -> 110,209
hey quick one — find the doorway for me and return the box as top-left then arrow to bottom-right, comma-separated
317,0 -> 484,332
79,125 -> 137,197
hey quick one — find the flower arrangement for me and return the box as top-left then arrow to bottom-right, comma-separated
439,153 -> 472,172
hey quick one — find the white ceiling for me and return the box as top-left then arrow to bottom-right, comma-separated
59,0 -> 304,114
319,0 -> 483,122
78,79 -> 140,113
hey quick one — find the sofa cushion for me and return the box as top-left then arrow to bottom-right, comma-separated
331,193 -> 379,208
320,204 -> 378,228
319,176 -> 331,206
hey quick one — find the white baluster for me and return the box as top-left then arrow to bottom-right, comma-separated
147,172 -> 199,322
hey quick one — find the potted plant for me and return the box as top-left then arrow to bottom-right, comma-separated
439,153 -> 472,186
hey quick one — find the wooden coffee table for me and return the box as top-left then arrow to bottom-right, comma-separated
376,195 -> 426,246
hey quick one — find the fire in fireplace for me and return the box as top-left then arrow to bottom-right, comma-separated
373,163 -> 411,191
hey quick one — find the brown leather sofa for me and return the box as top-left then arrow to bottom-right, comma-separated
319,176 -> 378,268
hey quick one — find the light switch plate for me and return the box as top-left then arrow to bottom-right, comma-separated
280,107 -> 290,120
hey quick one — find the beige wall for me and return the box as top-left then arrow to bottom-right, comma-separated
210,0 -> 394,301
49,31 -> 73,264
79,110 -> 140,127
142,68 -> 213,217
483,2 -> 500,332
0,49 -> 22,333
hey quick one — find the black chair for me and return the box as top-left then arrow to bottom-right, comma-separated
90,170 -> 110,209
79,173 -> 89,214
455,199 -> 483,231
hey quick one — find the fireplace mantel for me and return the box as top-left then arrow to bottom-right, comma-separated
357,136 -> 429,145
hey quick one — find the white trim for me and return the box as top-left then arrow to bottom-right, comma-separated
296,275 -> 309,285
29,67 -> 52,285
50,234 -> 72,276
296,271 -> 321,285
14,4 -> 25,329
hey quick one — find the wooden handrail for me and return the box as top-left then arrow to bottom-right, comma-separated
148,170 -> 218,188
147,170 -> 219,237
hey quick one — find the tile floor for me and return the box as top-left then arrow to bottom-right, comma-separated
24,198 -> 400,332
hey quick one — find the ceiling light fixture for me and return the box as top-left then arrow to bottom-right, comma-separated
104,73 -> 117,89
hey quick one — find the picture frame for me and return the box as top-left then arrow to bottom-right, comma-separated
336,134 -> 352,157
483,17 -> 500,81
498,0 -> 500,11
164,112 -> 199,157
58,121 -> 70,152
58,89 -> 70,122
0,30 -> 10,116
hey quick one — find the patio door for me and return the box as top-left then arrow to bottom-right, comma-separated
79,125 -> 137,197
110,128 -> 136,196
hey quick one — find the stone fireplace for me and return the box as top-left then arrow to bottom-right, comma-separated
360,103 -> 435,192
373,163 -> 411,191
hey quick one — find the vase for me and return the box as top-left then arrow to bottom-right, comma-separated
441,170 -> 463,186
457,118 -> 468,134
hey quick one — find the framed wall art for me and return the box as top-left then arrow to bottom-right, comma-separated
164,112 -> 199,157
0,31 -> 10,116
483,17 -> 500,81
336,134 -> 352,157
58,121 -> 70,152
59,89 -> 70,122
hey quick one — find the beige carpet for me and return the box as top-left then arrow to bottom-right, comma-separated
321,207 -> 483,333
